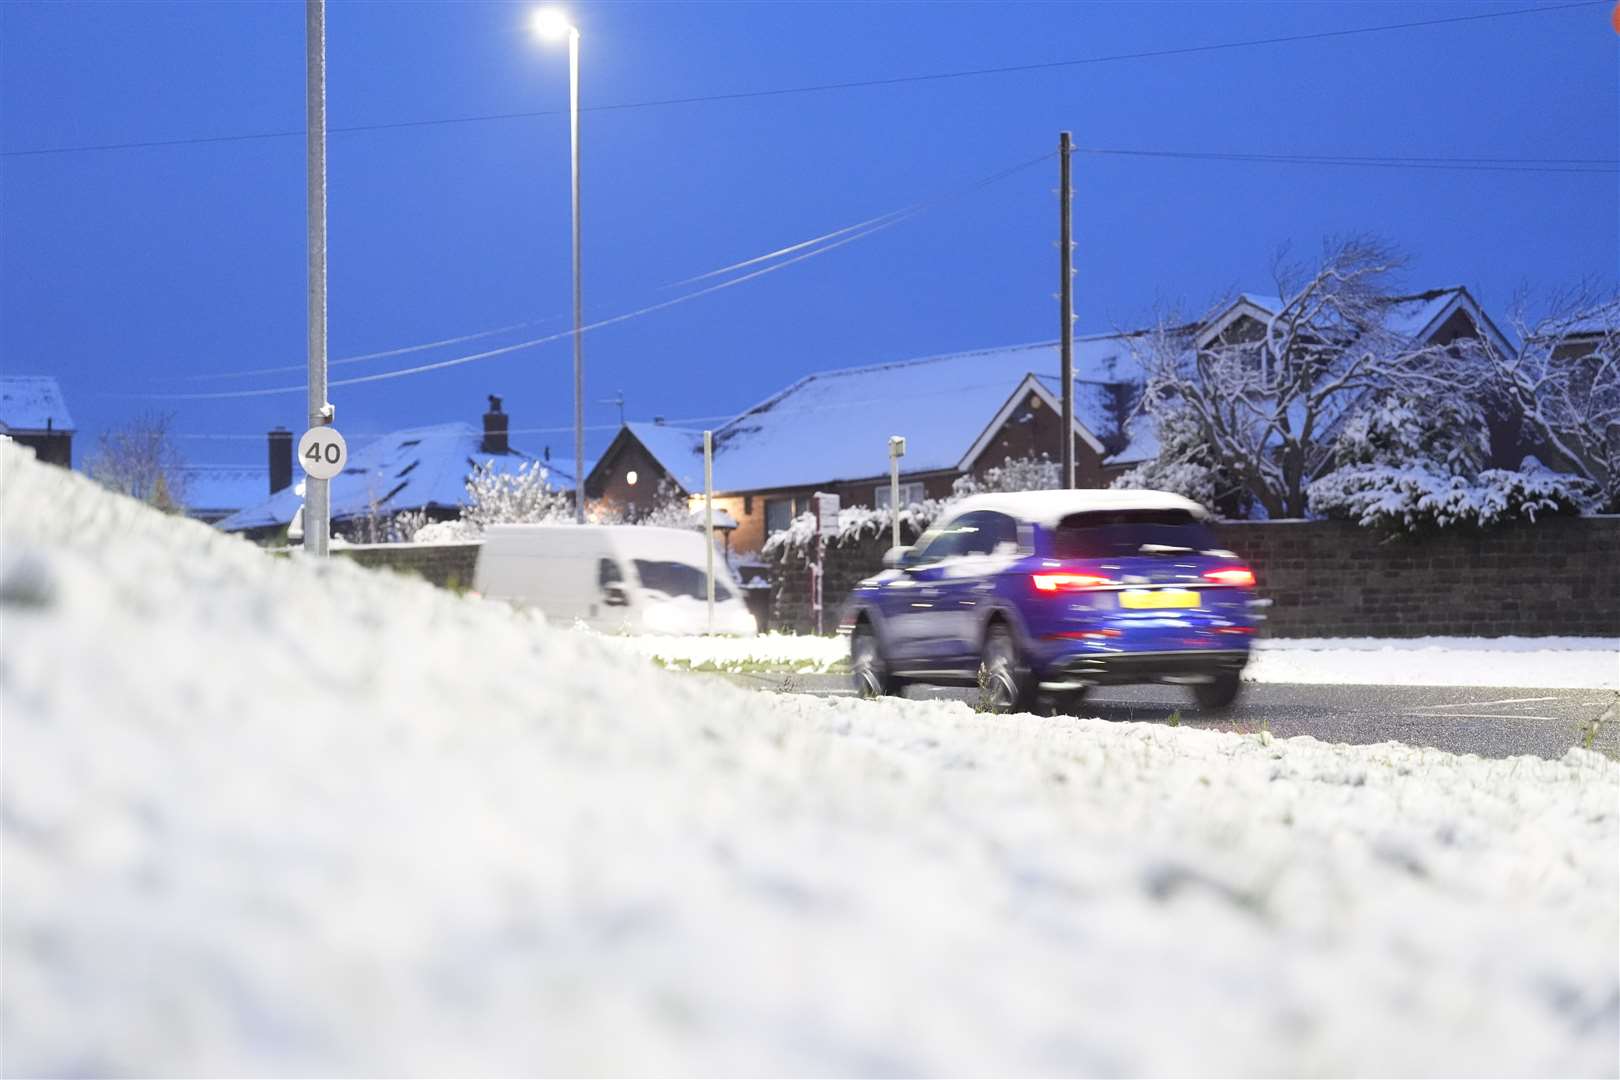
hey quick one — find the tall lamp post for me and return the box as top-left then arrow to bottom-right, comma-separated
532,8 -> 585,523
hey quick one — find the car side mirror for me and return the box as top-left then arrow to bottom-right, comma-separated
882,545 -> 914,570
602,582 -> 630,607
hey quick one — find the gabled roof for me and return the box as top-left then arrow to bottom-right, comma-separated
216,422 -> 533,532
0,375 -> 75,434
702,339 -> 1122,492
1195,286 -> 1514,357
179,465 -> 272,515
1528,299 -> 1620,343
624,422 -> 708,491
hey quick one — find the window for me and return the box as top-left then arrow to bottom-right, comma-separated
1051,509 -> 1216,559
910,514 -> 977,565
873,481 -> 926,509
632,559 -> 734,602
744,495 -> 753,515
959,511 -> 1017,555
764,497 -> 794,536
597,558 -> 624,589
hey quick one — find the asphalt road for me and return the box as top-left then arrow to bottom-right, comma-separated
715,672 -> 1619,761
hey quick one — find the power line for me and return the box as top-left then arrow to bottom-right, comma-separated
124,150 -> 1054,401
5,1 -> 1602,159
1074,146 -> 1617,175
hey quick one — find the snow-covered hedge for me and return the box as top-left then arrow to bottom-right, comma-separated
1308,464 -> 1597,533
760,500 -> 949,560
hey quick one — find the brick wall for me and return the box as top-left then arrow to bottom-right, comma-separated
334,541 -> 482,590
766,516 -> 1620,639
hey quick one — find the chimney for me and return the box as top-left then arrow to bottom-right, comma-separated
482,394 -> 509,455
268,427 -> 293,495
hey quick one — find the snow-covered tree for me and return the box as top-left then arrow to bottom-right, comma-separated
951,454 -> 1062,497
461,460 -> 572,530
635,477 -> 702,530
1129,237 -> 1491,519
1111,409 -> 1236,511
86,411 -> 189,512
1487,292 -> 1619,510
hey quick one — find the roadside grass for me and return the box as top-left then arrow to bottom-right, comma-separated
650,656 -> 850,676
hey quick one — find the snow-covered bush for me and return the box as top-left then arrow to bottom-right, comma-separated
761,500 -> 949,561
951,454 -> 1061,497
412,519 -> 479,544
635,477 -> 703,530
1308,463 -> 1596,533
1329,391 -> 1488,478
461,459 -> 572,532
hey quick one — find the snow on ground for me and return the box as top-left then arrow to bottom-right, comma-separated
1249,636 -> 1619,691
606,631 -> 1618,690
3,443 -> 1618,1077
588,628 -> 851,673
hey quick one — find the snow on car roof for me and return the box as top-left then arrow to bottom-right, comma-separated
0,375 -> 75,433
948,488 -> 1210,527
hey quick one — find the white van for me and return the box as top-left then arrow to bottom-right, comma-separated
473,524 -> 757,636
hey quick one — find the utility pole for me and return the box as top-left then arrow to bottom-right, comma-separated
1059,130 -> 1075,490
569,25 -> 585,524
304,0 -> 331,554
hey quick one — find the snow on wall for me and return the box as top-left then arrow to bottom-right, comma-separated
2,441 -> 1616,1076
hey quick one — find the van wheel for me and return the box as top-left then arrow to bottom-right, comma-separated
851,623 -> 902,698
979,623 -> 1037,714
1193,672 -> 1242,710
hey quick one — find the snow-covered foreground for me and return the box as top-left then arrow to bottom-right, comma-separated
608,630 -> 1619,690
3,443 -> 1618,1077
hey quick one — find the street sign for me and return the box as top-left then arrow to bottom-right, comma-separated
814,492 -> 840,539
297,426 -> 348,480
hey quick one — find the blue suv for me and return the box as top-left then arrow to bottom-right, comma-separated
840,491 -> 1260,713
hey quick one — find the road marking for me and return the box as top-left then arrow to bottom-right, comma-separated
1404,712 -> 1558,721
1419,696 -> 1561,710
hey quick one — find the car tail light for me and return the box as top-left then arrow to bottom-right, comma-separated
1032,572 -> 1112,592
1203,567 -> 1256,587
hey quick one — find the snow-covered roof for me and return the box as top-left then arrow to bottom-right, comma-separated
704,339 -> 1130,492
623,422 -> 708,490
948,489 -> 1210,527
0,375 -> 74,434
179,466 -> 273,515
1531,300 -> 1620,342
216,422 -> 532,532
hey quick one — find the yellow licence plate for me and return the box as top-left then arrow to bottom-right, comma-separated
1119,589 -> 1201,610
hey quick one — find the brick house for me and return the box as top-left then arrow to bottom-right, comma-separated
0,375 -> 74,467
587,340 -> 1144,554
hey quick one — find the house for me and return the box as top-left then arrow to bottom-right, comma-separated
0,375 -> 74,467
587,338 -> 1147,553
588,283 -> 1522,552
216,396 -> 534,540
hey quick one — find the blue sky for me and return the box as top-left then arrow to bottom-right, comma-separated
2,0 -> 1615,474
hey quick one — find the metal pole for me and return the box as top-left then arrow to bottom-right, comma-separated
304,0 -> 330,555
1059,130 -> 1075,490
704,430 -> 715,633
569,27 -> 585,524
890,444 -> 901,550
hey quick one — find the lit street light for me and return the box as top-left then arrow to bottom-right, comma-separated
531,8 -> 585,523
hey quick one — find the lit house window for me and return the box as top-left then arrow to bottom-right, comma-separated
626,470 -> 638,486
874,481 -> 926,509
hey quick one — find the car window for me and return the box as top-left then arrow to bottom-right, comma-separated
598,558 -> 624,589
911,517 -> 972,564
1051,509 -> 1217,558
963,511 -> 1018,555
631,559 -> 734,602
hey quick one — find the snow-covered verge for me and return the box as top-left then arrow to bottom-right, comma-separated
1249,637 -> 1620,691
586,629 -> 851,673
3,443 -> 1617,1077
591,631 -> 1619,691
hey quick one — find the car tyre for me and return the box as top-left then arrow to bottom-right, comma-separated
979,623 -> 1037,714
1192,671 -> 1242,710
851,622 -> 903,698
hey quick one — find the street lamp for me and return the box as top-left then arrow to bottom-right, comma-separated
531,7 -> 585,523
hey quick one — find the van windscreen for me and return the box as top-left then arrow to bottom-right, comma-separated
633,560 -> 734,602
1051,509 -> 1216,558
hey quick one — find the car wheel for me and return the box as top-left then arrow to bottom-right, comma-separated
979,623 -> 1037,714
1192,671 -> 1242,710
851,622 -> 901,698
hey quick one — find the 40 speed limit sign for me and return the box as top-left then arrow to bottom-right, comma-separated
297,426 -> 349,480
